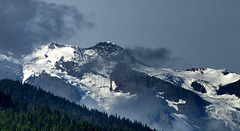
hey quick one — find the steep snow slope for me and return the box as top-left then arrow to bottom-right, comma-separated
134,65 -> 240,130
134,66 -> 240,95
23,43 -> 78,82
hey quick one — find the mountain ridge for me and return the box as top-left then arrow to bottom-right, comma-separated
0,41 -> 240,130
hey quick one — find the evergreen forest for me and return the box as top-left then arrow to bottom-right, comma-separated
0,79 -> 154,131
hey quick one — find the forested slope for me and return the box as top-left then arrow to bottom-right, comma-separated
0,79 -> 153,131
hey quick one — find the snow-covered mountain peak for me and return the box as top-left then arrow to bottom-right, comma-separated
88,42 -> 123,57
22,43 -> 79,82
185,67 -> 207,74
1,41 -> 240,130
32,43 -> 76,63
21,42 -> 126,83
47,42 -> 67,49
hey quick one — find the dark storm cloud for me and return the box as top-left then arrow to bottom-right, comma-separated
127,46 -> 186,69
0,0 -> 93,55
130,47 -> 170,60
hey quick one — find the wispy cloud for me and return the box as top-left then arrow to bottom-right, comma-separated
0,0 -> 93,55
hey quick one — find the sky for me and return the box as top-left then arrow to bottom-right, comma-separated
1,0 -> 240,73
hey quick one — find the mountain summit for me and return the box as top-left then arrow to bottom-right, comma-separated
0,42 -> 240,130
89,41 -> 123,54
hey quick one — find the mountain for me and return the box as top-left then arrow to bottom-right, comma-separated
0,41 -> 240,130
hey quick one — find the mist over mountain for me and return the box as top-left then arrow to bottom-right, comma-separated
126,46 -> 186,69
0,41 -> 240,131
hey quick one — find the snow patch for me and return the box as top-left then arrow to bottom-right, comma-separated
166,99 -> 186,111
105,41 -> 115,45
156,92 -> 164,99
172,113 -> 187,120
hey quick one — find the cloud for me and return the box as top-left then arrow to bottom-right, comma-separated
0,0 -> 93,55
204,120 -> 232,131
171,120 -> 194,131
109,94 -> 165,130
126,46 -> 187,69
